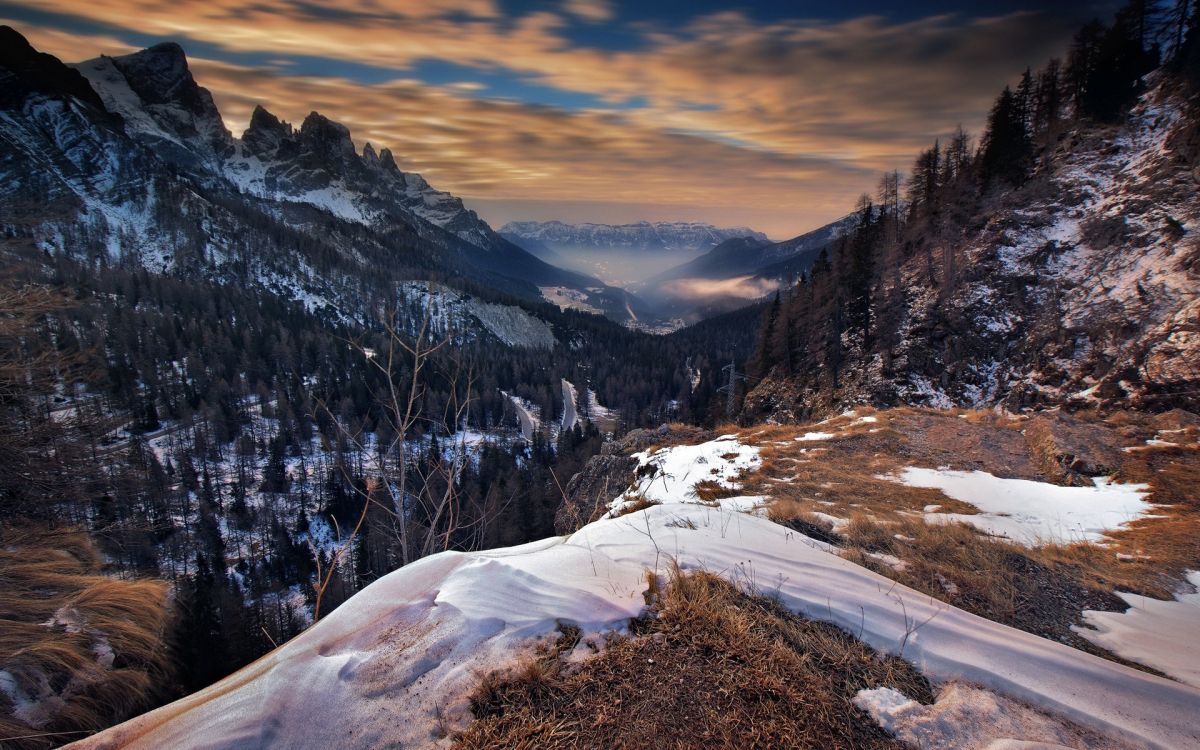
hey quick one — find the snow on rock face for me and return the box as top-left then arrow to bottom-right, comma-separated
889,467 -> 1152,546
1075,570 -> 1200,688
74,45 -> 232,171
69,501 -> 1200,750
560,378 -> 580,433
605,435 -> 765,515
399,281 -> 556,350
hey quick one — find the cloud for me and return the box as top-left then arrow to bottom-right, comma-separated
563,0 -> 613,23
6,3 -> 1088,236
661,276 -> 779,301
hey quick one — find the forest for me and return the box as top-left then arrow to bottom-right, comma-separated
746,0 -> 1199,418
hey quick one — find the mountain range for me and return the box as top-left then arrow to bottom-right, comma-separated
0,29 -> 654,326
500,220 -> 767,252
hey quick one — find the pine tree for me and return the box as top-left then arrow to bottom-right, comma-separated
979,86 -> 1032,187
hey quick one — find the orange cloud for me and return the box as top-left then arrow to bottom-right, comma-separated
661,276 -> 780,301
6,5 -> 1082,237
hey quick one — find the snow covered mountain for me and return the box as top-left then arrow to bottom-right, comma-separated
0,29 -> 646,326
501,220 -> 768,253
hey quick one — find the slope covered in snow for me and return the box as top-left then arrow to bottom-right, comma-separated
397,281 -> 556,350
1076,570 -> 1200,688
70,439 -> 1200,750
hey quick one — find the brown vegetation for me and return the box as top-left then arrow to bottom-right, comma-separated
611,495 -> 660,518
0,527 -> 172,749
743,407 -> 1200,665
456,568 -> 932,750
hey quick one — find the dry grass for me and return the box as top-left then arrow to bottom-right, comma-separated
0,526 -> 173,749
741,412 -> 979,523
689,479 -> 740,503
1050,442 -> 1200,598
839,518 -> 1141,659
611,495 -> 660,518
456,568 -> 932,750
748,407 -> 1200,667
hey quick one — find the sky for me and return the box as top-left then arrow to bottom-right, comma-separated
2,1 -> 1115,238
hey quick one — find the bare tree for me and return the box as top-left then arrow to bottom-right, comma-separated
309,286 -> 496,619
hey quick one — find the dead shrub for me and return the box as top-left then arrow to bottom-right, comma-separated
0,526 -> 173,749
456,568 -> 931,750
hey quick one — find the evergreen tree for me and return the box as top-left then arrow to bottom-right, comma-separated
979,86 -> 1032,187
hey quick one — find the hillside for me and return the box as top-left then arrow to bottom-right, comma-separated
67,407 -> 1200,750
744,71 -> 1200,419
4,4 -> 1200,749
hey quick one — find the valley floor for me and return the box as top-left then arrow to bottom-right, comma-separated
66,407 -> 1200,750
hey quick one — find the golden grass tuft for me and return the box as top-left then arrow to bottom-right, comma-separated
689,479 -> 740,503
0,526 -> 173,749
456,568 -> 932,750
611,495 -> 660,518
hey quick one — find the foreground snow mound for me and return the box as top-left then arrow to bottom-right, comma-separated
70,503 -> 1200,750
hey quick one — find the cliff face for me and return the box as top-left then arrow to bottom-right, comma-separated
744,77 -> 1200,421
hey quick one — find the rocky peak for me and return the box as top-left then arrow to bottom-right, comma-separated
298,111 -> 358,169
242,104 -> 291,158
0,25 -> 108,111
109,43 -> 224,133
361,141 -> 378,166
378,147 -> 399,172
76,40 -> 232,169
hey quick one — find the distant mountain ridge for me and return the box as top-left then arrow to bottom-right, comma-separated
643,212 -> 859,287
501,220 -> 768,252
0,29 -> 657,325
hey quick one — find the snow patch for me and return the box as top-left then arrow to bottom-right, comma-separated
855,683 -> 1113,750
889,468 -> 1152,546
1075,570 -> 1200,688
606,435 -> 763,516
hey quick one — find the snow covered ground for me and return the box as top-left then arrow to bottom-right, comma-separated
1075,570 -> 1200,689
70,440 -> 1200,750
887,468 -> 1153,546
605,435 -> 765,516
